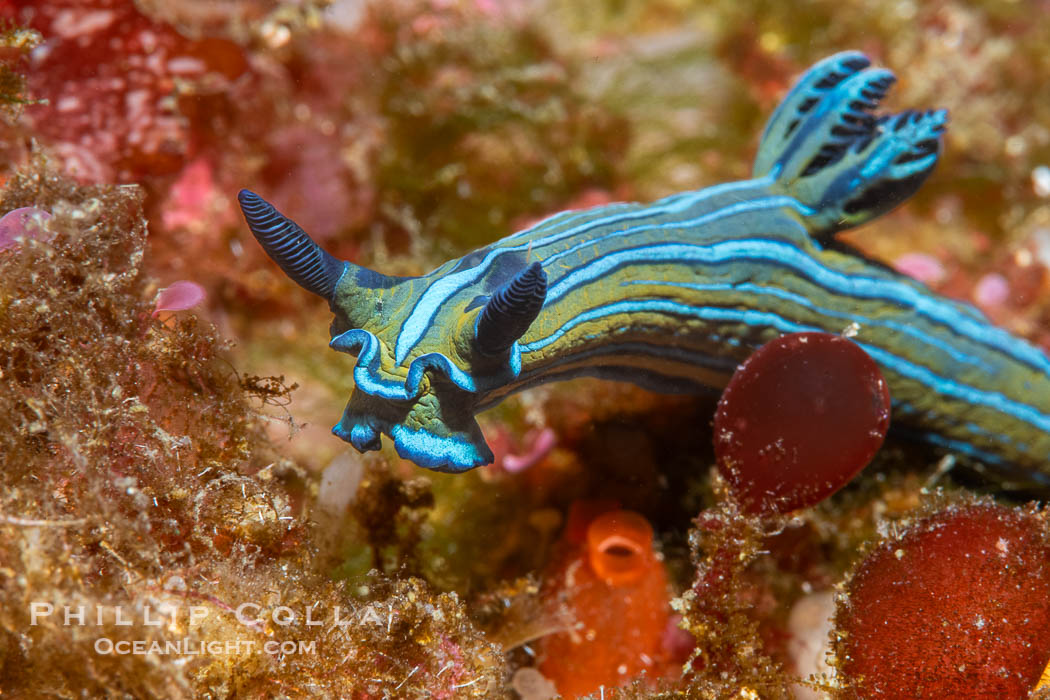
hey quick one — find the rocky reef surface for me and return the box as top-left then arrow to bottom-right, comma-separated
3,1 -> 1050,698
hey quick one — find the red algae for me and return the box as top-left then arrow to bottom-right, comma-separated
835,502 -> 1050,699
714,332 -> 891,515
0,157 -> 504,699
538,501 -> 679,698
3,0 -> 249,183
677,499 -> 795,699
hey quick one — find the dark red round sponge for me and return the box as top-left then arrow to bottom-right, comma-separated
713,332 -> 890,514
836,503 -> 1050,699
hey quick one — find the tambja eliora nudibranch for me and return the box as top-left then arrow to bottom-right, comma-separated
239,51 -> 1050,478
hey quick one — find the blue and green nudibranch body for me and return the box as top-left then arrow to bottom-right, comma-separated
239,52 -> 1050,479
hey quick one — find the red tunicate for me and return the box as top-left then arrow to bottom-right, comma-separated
713,331 -> 890,514
837,503 -> 1050,699
538,502 -> 682,697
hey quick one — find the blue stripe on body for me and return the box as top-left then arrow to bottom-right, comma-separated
894,429 -> 1050,488
511,305 -> 1002,446
501,174 -> 776,244
541,239 -> 1050,376
393,177 -> 778,364
540,196 -> 814,271
520,297 -> 1050,439
626,280 -> 983,368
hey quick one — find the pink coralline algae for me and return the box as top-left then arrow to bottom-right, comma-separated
160,158 -> 230,233
502,427 -> 557,473
974,271 -> 1011,309
4,0 -> 249,183
713,332 -> 891,515
153,280 -> 206,316
893,251 -> 946,285
836,503 -> 1050,699
482,425 -> 559,475
0,206 -> 50,249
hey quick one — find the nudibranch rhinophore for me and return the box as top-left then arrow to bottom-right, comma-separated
240,51 -> 1050,480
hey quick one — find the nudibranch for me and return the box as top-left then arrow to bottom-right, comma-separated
239,51 -> 1050,479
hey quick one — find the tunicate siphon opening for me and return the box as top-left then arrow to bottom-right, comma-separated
586,510 -> 653,586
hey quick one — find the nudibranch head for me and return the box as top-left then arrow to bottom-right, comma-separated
238,190 -> 546,472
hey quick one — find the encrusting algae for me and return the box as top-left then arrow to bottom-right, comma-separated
0,159 -> 502,697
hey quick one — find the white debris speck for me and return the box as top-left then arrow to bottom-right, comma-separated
324,0 -> 367,31
55,96 -> 82,112
787,590 -> 836,700
317,451 -> 365,516
52,9 -> 115,38
261,21 -> 292,49
163,575 -> 187,592
511,667 -> 557,700
167,57 -> 206,75
1033,165 -> 1050,198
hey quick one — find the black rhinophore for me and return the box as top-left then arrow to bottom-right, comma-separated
237,189 -> 345,300
475,261 -> 547,356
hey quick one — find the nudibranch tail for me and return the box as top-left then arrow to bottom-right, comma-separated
237,189 -> 347,300
476,261 -> 548,356
753,52 -> 947,236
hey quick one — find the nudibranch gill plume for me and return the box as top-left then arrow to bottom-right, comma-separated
239,51 -> 1050,481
